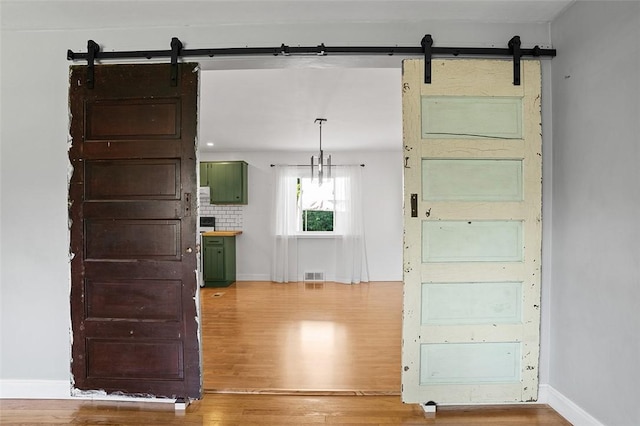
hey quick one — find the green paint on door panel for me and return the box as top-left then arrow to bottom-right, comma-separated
422,96 -> 523,139
422,159 -> 523,201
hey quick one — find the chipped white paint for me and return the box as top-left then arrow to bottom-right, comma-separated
402,59 -> 542,404
194,266 -> 204,395
71,387 -> 175,403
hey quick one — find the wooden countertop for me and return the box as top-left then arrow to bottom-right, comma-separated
201,231 -> 243,237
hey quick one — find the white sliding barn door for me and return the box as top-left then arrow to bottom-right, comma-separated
401,59 -> 542,404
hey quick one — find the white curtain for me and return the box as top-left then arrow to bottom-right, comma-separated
271,165 -> 302,282
333,165 -> 369,284
271,164 -> 369,284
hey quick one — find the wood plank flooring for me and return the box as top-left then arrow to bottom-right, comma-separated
1,281 -> 571,424
200,281 -> 402,393
0,395 -> 571,425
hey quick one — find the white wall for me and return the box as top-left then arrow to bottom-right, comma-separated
550,2 -> 640,425
0,1 -> 553,397
199,150 -> 403,282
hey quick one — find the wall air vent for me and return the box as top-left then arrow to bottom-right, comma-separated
304,271 -> 325,282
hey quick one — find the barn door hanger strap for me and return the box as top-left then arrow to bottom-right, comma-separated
170,37 -> 183,87
67,35 -> 555,87
508,36 -> 522,85
85,40 -> 99,89
77,38 -> 182,89
421,35 -> 526,85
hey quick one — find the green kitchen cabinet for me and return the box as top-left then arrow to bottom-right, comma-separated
199,162 -> 210,187
202,235 -> 237,287
200,161 -> 248,204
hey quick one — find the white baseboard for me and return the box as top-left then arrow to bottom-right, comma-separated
0,380 -> 71,399
539,384 -> 605,426
0,380 -> 172,403
0,379 -> 607,421
236,274 -> 271,281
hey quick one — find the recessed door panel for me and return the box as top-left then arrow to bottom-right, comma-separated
421,282 -> 522,325
422,220 -> 523,263
421,96 -> 522,139
87,339 -> 183,379
85,279 -> 182,321
422,159 -> 523,201
420,342 -> 521,384
85,160 -> 180,200
85,219 -> 180,260
85,98 -> 180,140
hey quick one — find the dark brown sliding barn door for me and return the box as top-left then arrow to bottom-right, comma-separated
69,63 -> 200,399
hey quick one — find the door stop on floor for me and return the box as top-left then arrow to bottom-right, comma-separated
420,401 -> 437,415
175,398 -> 189,411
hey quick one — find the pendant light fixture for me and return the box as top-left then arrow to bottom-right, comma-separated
310,118 -> 331,185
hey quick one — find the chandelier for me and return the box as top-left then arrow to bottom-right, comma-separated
310,118 -> 331,185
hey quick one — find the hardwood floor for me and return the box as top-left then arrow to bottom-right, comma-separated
1,281 -> 571,424
0,395 -> 571,425
200,281 -> 402,393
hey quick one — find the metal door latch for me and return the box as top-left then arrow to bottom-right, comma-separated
411,194 -> 418,217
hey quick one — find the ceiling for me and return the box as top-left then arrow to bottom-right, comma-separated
3,0 -> 574,153
3,1 -> 574,31
199,67 -> 403,152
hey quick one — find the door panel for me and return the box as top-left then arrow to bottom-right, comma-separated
203,239 -> 225,282
421,282 -> 522,325
85,279 -> 182,321
422,159 -> 523,201
85,160 -> 181,200
85,219 -> 181,260
69,63 -> 200,399
208,162 -> 246,203
402,59 -> 542,404
420,342 -> 521,384
421,96 -> 523,139
85,98 -> 181,139
422,220 -> 524,263
87,339 -> 184,379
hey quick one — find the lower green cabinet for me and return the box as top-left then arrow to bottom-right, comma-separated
202,236 -> 237,287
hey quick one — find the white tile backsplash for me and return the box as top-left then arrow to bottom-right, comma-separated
199,190 -> 244,231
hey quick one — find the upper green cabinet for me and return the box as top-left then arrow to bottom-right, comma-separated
199,162 -> 210,187
200,161 -> 248,204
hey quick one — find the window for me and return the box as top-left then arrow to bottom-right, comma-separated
297,177 -> 335,232
272,164 -> 369,283
272,165 -> 351,237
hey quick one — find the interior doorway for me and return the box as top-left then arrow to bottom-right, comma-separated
196,63 -> 405,393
